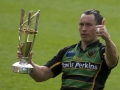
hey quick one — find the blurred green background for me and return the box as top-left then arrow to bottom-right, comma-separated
0,0 -> 119,90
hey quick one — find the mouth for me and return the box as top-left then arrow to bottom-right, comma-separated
81,33 -> 88,38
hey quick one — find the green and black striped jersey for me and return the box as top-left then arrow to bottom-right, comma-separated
45,40 -> 115,90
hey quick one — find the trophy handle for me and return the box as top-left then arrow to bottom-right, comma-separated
28,10 -> 40,56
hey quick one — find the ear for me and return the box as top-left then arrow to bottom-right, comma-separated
102,18 -> 105,25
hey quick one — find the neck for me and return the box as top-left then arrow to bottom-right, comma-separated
81,39 -> 98,50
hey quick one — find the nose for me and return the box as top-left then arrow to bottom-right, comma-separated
81,25 -> 87,31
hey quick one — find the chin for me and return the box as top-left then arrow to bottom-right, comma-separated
82,38 -> 89,42
82,39 -> 91,43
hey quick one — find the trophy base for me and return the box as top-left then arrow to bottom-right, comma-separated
12,62 -> 33,74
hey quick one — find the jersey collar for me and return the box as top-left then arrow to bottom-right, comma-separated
78,39 -> 100,51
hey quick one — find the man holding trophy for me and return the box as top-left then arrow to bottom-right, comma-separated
14,9 -> 118,90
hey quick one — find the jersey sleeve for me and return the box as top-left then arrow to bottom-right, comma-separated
99,46 -> 109,68
44,48 -> 66,77
99,46 -> 118,69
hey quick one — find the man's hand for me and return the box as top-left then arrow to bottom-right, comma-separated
17,51 -> 33,64
96,18 -> 111,42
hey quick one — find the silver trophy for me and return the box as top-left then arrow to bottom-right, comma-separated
12,9 -> 40,74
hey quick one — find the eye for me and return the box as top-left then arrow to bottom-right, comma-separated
86,23 -> 92,27
79,23 -> 83,26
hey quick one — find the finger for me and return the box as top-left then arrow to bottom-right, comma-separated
17,51 -> 22,54
95,25 -> 103,28
17,51 -> 21,54
28,51 -> 33,57
102,18 -> 105,25
28,51 -> 33,62
17,55 -> 23,60
30,51 -> 33,55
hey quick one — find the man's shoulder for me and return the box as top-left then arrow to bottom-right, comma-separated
59,43 -> 78,54
64,43 -> 77,50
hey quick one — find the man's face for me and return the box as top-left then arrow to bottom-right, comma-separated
79,14 -> 98,43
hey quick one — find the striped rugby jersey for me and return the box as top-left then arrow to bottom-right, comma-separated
45,40 -> 113,90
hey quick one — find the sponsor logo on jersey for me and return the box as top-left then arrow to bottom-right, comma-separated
66,50 -> 76,57
62,61 -> 99,70
86,50 -> 96,57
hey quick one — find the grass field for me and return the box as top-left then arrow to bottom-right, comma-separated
0,0 -> 120,90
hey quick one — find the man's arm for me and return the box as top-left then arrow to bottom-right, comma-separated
17,51 -> 54,82
29,61 -> 54,82
104,39 -> 118,68
96,18 -> 118,68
